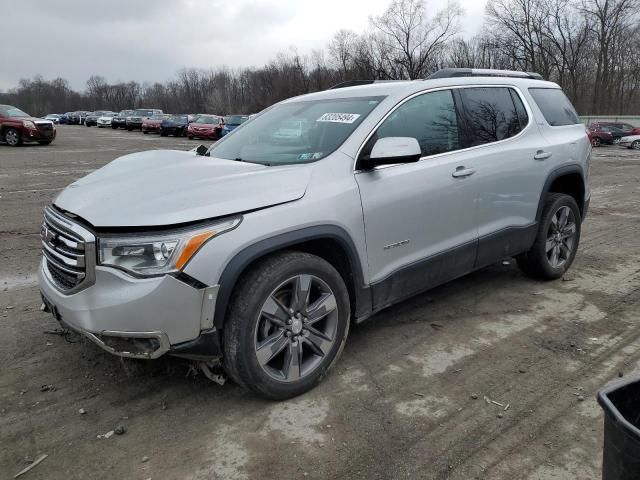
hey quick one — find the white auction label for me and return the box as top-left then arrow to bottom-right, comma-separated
317,113 -> 361,124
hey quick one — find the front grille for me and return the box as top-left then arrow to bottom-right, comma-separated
41,207 -> 96,294
36,122 -> 54,131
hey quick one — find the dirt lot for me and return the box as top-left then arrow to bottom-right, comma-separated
1,126 -> 639,479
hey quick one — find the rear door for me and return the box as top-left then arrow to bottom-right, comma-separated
451,86 -> 550,266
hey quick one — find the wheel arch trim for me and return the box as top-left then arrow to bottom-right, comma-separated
213,225 -> 370,329
536,164 -> 587,222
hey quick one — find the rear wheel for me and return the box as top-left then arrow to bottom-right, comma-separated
517,193 -> 581,280
4,128 -> 22,146
223,252 -> 350,400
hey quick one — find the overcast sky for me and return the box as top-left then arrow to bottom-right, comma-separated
1,0 -> 487,91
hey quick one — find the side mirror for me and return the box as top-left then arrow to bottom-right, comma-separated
359,137 -> 422,170
195,144 -> 209,156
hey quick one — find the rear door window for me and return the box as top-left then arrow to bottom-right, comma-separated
458,87 -> 526,147
528,88 -> 580,126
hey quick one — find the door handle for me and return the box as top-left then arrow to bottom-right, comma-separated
452,166 -> 476,178
534,150 -> 552,161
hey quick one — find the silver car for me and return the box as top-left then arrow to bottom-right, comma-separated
39,68 -> 591,399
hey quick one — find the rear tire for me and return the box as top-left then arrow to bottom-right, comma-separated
517,193 -> 581,280
4,128 -> 22,146
223,251 -> 350,400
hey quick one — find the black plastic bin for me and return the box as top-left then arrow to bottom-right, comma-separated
598,376 -> 640,480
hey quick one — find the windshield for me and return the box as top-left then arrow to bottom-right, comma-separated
120,110 -> 134,116
169,115 -> 188,122
0,106 -> 29,117
224,115 -> 249,125
195,115 -> 218,124
133,110 -> 153,117
210,96 -> 384,165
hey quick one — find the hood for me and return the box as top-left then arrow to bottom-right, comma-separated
54,149 -> 313,228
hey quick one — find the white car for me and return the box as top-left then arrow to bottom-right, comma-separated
619,135 -> 640,150
97,115 -> 115,128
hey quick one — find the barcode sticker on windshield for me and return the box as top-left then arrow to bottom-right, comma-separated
317,113 -> 361,124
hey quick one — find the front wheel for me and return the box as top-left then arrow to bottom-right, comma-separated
632,140 -> 640,150
4,128 -> 22,146
517,193 -> 581,280
223,252 -> 350,400
591,136 -> 601,147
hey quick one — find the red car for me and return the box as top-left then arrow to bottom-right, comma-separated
142,114 -> 169,134
588,126 -> 613,147
0,104 -> 56,146
187,114 -> 224,140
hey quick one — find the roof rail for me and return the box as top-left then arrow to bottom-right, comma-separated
426,68 -> 543,81
328,79 -> 400,89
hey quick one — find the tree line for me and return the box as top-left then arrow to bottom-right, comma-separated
1,0 -> 638,117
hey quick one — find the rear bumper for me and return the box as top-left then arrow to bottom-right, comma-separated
38,259 -> 221,359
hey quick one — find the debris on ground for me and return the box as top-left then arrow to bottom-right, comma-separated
78,408 -> 86,415
142,456 -> 150,463
430,322 -> 443,330
40,385 -> 55,392
97,430 -> 114,439
14,454 -> 48,478
114,425 -> 127,435
43,329 -> 66,336
471,394 -> 478,400
414,393 -> 425,397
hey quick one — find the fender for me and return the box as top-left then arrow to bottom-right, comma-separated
535,163 -> 586,222
213,225 -> 371,329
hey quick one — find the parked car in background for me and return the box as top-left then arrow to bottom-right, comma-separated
111,110 -> 134,129
38,69 -> 591,399
160,114 -> 192,137
59,112 -> 73,125
127,109 -> 163,131
142,114 -> 170,134
85,111 -> 115,127
0,104 -> 56,146
187,114 -> 224,140
220,115 -> 249,137
588,126 -> 614,147
44,114 -> 61,124
97,112 -> 117,128
69,111 -> 90,125
591,121 -> 639,135
619,134 -> 640,150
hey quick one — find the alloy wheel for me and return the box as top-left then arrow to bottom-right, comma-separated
254,274 -> 339,382
546,206 -> 577,269
632,141 -> 640,150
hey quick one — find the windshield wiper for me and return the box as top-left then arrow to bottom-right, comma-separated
233,157 -> 271,166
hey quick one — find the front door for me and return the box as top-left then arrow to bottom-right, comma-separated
354,89 -> 479,309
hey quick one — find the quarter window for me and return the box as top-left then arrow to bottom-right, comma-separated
528,88 -> 580,126
365,89 -> 460,158
458,87 -> 525,147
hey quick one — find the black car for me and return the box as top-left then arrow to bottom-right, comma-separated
85,111 -> 114,127
111,110 -> 135,129
69,111 -> 90,125
160,114 -> 192,136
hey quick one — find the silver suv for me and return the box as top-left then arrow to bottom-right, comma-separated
39,69 -> 591,399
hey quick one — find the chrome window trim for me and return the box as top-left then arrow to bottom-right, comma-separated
353,84 -> 535,173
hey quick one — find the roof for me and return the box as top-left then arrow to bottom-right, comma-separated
282,76 -> 559,105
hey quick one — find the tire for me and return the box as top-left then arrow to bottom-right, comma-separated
160,131 -> 168,137
517,193 -> 581,280
112,125 -> 118,129
223,251 -> 350,400
591,136 -> 601,147
143,131 -> 148,134
188,136 -> 193,140
38,141 -> 52,145
4,128 -> 22,146
126,127 -> 132,131
632,140 -> 640,150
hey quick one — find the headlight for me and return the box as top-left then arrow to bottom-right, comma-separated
98,217 -> 241,276
23,120 -> 36,129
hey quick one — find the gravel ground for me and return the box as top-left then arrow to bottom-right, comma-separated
1,126 -> 639,479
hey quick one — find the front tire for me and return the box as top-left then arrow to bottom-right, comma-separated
517,193 -> 581,280
591,136 -> 601,147
4,128 -> 22,146
632,140 -> 640,150
223,252 -> 350,400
